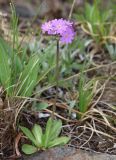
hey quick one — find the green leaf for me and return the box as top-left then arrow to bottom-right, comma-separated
20,126 -> 37,146
16,55 -> 39,96
49,119 -> 62,141
78,74 -> 95,116
0,38 -> 11,93
14,54 -> 23,75
35,102 -> 48,111
0,37 -> 12,57
22,144 -> 37,154
42,118 -> 65,148
32,124 -> 42,146
106,44 -> 116,60
42,118 -> 53,147
48,136 -> 70,148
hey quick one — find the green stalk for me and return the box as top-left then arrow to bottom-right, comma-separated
10,2 -> 19,95
51,39 -> 60,119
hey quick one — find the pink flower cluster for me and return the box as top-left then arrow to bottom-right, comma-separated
41,19 -> 75,44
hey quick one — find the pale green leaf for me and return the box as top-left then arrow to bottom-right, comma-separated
32,124 -> 42,146
48,136 -> 70,148
0,38 -> 11,92
42,118 -> 53,147
22,144 -> 37,154
49,119 -> 62,141
16,55 -> 39,96
35,102 -> 48,111
20,126 -> 37,146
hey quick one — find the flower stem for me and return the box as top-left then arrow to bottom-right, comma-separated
51,39 -> 60,119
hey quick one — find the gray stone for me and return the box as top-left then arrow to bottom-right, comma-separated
23,147 -> 116,160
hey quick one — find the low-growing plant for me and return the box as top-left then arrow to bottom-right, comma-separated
0,3 -> 40,97
20,118 -> 70,154
76,73 -> 96,119
74,0 -> 113,43
0,4 -> 55,97
0,37 -> 40,97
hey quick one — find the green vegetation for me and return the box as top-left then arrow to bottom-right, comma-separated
74,0 -> 115,44
20,118 -> 70,154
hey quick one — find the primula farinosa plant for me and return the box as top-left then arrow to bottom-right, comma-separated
41,19 -> 75,117
20,19 -> 74,155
